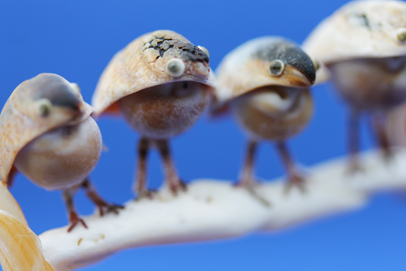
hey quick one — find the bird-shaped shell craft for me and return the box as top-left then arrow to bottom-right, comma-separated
92,30 -> 216,116
0,73 -> 122,232
92,30 -> 215,198
303,0 -> 406,172
213,37 -> 317,200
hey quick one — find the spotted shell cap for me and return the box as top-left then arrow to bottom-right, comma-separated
92,30 -> 216,116
0,73 -> 93,183
303,1 -> 406,64
214,37 -> 319,106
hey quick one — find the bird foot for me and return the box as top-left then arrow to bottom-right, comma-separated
67,212 -> 88,233
135,190 -> 157,201
234,179 -> 271,207
168,179 -> 187,196
284,173 -> 307,195
346,160 -> 365,176
97,203 -> 124,217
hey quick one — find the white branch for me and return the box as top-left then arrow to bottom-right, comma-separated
39,149 -> 406,271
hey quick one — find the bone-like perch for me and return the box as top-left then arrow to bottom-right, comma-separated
35,149 -> 406,271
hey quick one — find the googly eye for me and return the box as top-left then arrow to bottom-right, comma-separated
198,46 -> 210,57
269,60 -> 285,76
396,28 -> 406,42
36,99 -> 52,117
166,59 -> 185,77
70,83 -> 81,95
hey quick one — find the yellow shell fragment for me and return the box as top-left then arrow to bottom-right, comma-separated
303,0 -> 406,64
0,183 -> 26,225
0,211 -> 56,271
0,74 -> 93,184
0,182 -> 54,271
92,30 -> 216,116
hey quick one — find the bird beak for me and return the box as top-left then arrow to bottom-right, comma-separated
282,64 -> 315,87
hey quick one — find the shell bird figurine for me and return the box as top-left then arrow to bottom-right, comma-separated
303,0 -> 406,171
213,37 -> 317,198
0,73 -> 123,232
92,30 -> 215,198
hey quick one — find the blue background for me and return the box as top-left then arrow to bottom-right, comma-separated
1,0 -> 406,270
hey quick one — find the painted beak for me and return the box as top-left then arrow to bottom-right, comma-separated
283,64 -> 315,87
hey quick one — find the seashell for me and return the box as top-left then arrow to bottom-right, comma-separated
92,30 -> 216,116
303,0 -> 406,173
0,73 -> 94,187
0,73 -> 122,232
213,37 -> 317,200
215,37 -> 316,106
92,30 -> 216,198
303,0 -> 406,64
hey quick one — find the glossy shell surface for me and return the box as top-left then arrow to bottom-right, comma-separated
303,0 -> 406,64
92,30 -> 216,116
0,74 -> 93,183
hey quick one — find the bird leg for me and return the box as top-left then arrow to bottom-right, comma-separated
156,139 -> 186,196
134,137 -> 155,200
236,140 -> 270,206
371,113 -> 392,160
62,184 -> 87,232
81,178 -> 124,216
237,140 -> 257,187
348,108 -> 364,173
275,141 -> 306,194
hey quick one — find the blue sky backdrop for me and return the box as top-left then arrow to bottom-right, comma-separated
1,0 -> 405,270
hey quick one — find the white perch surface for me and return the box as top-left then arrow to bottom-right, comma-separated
39,149 -> 406,271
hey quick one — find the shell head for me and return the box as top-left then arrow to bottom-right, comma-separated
92,30 -> 216,116
213,37 -> 316,107
303,1 -> 406,64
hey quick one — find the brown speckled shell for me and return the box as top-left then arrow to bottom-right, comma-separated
92,30 -> 216,116
303,1 -> 406,64
0,74 -> 93,183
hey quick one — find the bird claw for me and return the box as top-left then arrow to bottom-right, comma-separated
67,212 -> 88,233
99,203 -> 124,216
284,174 -> 307,195
169,179 -> 187,196
346,160 -> 365,176
135,190 -> 157,201
234,179 -> 271,207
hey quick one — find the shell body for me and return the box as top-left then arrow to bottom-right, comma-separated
118,81 -> 210,139
92,30 -> 216,117
231,87 -> 313,141
0,73 -> 96,189
329,56 -> 406,111
14,117 -> 102,190
303,1 -> 406,64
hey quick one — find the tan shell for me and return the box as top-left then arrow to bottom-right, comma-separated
92,30 -> 216,116
0,73 -> 93,183
214,37 -> 321,108
303,0 -> 406,64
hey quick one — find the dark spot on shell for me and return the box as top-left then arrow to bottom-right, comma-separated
355,13 -> 370,29
143,35 -> 209,63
